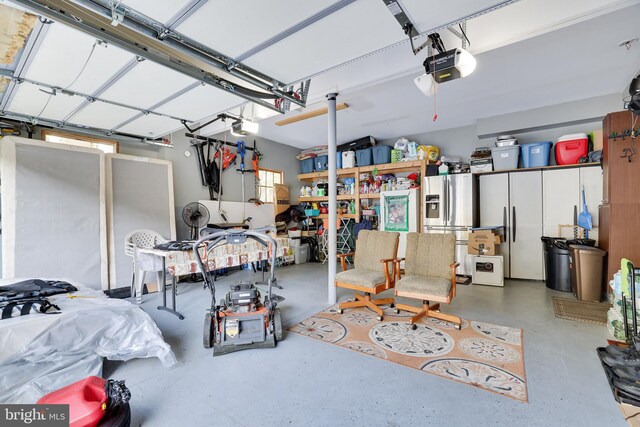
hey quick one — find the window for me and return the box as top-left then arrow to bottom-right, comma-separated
257,168 -> 283,204
42,130 -> 119,154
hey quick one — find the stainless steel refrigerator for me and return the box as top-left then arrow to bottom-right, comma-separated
423,174 -> 478,276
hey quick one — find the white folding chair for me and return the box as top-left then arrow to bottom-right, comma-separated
124,229 -> 169,303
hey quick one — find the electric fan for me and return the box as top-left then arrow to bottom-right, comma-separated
182,202 -> 210,240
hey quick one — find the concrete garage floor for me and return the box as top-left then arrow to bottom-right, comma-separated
105,263 -> 621,426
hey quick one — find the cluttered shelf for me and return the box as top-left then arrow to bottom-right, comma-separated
299,195 -> 356,202
298,167 -> 358,181
297,159 -> 430,181
299,193 -> 381,202
315,214 -> 358,219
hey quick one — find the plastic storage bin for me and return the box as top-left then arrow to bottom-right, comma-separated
555,134 -> 589,165
569,245 -> 606,301
372,145 -> 392,164
314,155 -> 328,171
342,151 -> 355,168
491,145 -> 520,170
356,147 -> 373,166
336,152 -> 342,169
300,158 -> 314,174
521,142 -> 552,168
293,243 -> 309,264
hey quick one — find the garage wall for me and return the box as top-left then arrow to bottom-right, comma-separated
160,131 -> 301,239
377,93 -> 622,162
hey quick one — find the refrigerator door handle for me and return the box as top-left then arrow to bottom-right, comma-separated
573,205 -> 577,225
447,177 -> 452,224
512,206 -> 517,243
442,177 -> 448,226
503,206 -> 508,242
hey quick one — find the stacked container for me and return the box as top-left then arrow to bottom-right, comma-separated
371,145 -> 392,164
300,158 -> 315,174
491,146 -> 520,170
356,147 -> 373,166
491,135 -> 520,170
314,155 -> 328,171
521,141 -> 552,168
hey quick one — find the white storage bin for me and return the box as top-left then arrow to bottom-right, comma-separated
491,145 -> 520,170
293,243 -> 309,264
342,151 -> 355,168
288,230 -> 302,247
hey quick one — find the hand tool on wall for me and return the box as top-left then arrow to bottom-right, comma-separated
249,141 -> 264,205
236,140 -> 252,221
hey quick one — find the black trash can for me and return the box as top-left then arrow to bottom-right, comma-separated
541,237 -> 595,292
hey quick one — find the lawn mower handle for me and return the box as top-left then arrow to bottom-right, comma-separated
193,227 -> 279,305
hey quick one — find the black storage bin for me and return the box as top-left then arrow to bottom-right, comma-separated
541,237 -> 595,292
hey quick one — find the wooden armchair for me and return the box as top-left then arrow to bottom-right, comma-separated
334,230 -> 400,320
394,232 -> 462,329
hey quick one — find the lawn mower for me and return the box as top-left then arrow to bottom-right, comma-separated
194,226 -> 284,356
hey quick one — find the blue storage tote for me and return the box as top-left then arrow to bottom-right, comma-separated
336,151 -> 342,169
300,158 -> 314,174
355,147 -> 373,166
314,155 -> 328,171
521,142 -> 552,168
372,145 -> 392,164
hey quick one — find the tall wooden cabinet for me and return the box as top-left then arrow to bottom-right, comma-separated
599,110 -> 640,282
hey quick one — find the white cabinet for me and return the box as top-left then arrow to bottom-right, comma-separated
580,166 -> 603,229
479,173 -> 510,277
510,171 -> 544,280
479,165 -> 603,282
542,169 -> 580,237
479,171 -> 544,280
542,166 -> 603,237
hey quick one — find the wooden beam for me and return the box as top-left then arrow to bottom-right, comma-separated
275,103 -> 348,126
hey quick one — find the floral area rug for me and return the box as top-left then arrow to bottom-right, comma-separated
289,303 -> 528,402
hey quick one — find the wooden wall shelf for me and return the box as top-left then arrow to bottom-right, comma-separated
298,159 -> 430,226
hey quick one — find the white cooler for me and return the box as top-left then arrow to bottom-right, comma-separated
471,255 -> 504,287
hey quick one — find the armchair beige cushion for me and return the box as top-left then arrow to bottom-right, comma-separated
335,269 -> 387,289
395,275 -> 451,298
335,230 -> 399,292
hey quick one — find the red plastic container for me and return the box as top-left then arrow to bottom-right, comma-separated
37,376 -> 107,427
555,136 -> 589,165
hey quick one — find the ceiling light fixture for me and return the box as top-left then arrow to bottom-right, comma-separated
414,73 -> 438,97
230,119 -> 259,136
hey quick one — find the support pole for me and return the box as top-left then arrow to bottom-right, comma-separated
327,93 -> 338,304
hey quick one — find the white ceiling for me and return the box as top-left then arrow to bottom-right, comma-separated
256,3 -> 640,147
177,0 -> 336,60
1,0 -> 639,146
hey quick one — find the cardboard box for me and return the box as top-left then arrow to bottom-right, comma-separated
591,129 -> 603,152
468,229 -> 502,255
618,403 -> 640,427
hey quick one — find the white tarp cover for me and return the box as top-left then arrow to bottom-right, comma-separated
0,279 -> 176,403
